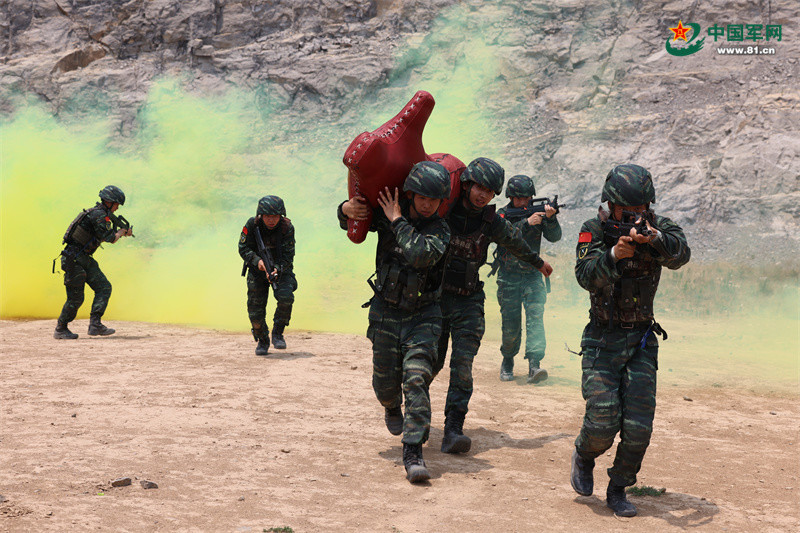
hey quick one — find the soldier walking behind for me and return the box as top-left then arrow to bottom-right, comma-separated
54,186 -> 133,339
495,174 -> 562,383
239,196 -> 297,355
338,162 -> 452,483
570,164 -> 690,517
434,158 -> 553,455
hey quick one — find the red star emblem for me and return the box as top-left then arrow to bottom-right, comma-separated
670,20 -> 691,41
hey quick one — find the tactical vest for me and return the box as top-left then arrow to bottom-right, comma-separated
62,205 -> 106,256
373,219 -> 444,311
257,218 -> 288,264
442,205 -> 495,295
590,251 -> 661,326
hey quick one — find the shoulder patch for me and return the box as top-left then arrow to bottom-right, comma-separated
578,232 -> 592,243
578,243 -> 590,259
242,226 -> 248,235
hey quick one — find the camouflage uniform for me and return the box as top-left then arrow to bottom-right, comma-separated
436,201 -> 544,412
56,185 -> 130,337
238,204 -> 297,346
57,202 -> 118,326
434,160 -> 544,448
338,162 -> 451,453
337,198 -> 449,445
573,165 -> 691,490
495,201 -> 561,370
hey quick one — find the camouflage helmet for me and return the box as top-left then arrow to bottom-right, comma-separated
99,185 -> 126,205
601,164 -> 656,206
257,195 -> 286,216
403,161 -> 451,200
461,157 -> 504,195
505,175 -> 536,198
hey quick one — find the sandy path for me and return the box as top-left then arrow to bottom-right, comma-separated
1,319 -> 798,532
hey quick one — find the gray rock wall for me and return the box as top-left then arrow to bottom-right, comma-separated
2,0 -> 798,259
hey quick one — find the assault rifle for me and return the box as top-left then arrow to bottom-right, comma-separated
601,210 -> 655,249
500,195 -> 566,222
241,224 -> 279,291
488,195 -> 564,277
108,212 -> 135,238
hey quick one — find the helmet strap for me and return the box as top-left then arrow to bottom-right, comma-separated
409,194 -> 441,222
462,183 -> 483,212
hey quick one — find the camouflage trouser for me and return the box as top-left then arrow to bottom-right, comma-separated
574,322 -> 659,487
246,269 -> 297,340
496,270 -> 547,366
57,254 -> 112,324
433,290 -> 486,416
367,297 -> 441,445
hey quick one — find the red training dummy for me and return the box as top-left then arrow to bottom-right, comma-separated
343,91 -> 464,243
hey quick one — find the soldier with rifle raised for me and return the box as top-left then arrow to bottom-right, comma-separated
54,185 -> 133,339
570,164 -> 690,517
239,195 -> 297,355
493,175 -> 562,383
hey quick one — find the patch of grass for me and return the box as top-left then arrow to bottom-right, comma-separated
264,528 -> 293,533
627,485 -> 666,497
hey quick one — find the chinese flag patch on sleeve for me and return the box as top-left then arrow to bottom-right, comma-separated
242,226 -> 248,235
578,232 -> 592,243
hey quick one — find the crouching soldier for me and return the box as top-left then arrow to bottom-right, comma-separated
435,158 -> 553,455
54,185 -> 133,339
570,164 -> 690,517
239,195 -> 297,355
338,162 -> 451,484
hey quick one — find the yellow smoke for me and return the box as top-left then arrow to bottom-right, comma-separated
1,1 -> 797,393
0,4 -> 516,333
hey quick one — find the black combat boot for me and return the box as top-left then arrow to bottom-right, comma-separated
500,356 -> 514,381
570,449 -> 595,496
527,359 -> 548,384
606,482 -> 637,517
384,406 -> 403,435
441,411 -> 471,454
54,321 -> 78,340
255,338 -> 270,356
251,325 -> 269,355
402,443 -> 430,483
87,315 -> 115,336
271,323 -> 287,350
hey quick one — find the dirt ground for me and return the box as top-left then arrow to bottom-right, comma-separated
1,319 -> 798,532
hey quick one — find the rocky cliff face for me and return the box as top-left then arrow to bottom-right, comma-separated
2,0 -> 799,259
1,0 -> 455,117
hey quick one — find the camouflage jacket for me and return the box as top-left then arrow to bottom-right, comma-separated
575,208 -> 691,293
495,204 -> 561,274
337,199 -> 450,272
239,216 -> 295,273
64,203 -> 119,256
446,200 -> 544,271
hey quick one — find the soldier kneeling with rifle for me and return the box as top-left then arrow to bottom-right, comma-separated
239,196 -> 297,355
